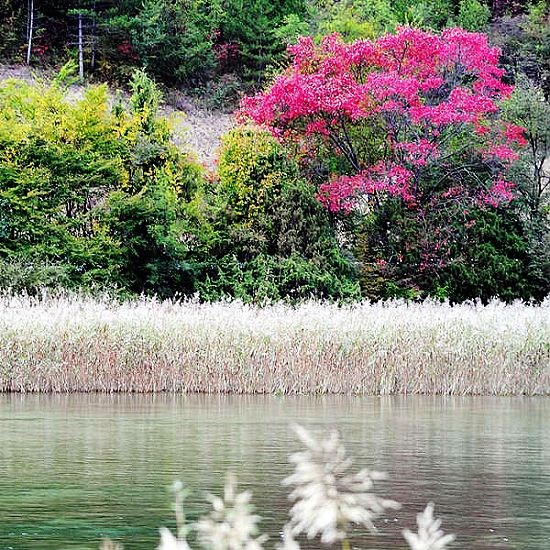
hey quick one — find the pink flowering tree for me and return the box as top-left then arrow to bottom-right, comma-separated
240,27 -> 524,211
239,27 -> 537,299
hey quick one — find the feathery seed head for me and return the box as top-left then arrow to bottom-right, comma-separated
157,528 -> 190,550
196,474 -> 266,550
284,425 -> 400,543
403,503 -> 455,550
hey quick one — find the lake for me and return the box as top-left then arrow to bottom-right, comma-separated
0,395 -> 549,549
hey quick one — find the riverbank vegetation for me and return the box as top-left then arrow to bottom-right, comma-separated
1,294 -> 548,394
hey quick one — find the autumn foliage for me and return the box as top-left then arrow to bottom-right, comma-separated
237,27 -> 550,300
240,27 -> 525,212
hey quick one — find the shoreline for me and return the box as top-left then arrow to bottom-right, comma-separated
1,295 -> 549,395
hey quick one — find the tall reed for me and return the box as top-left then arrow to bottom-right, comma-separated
0,293 -> 548,394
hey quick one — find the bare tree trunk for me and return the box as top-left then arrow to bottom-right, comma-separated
26,0 -> 34,65
90,0 -> 97,71
78,11 -> 84,81
26,0 -> 30,42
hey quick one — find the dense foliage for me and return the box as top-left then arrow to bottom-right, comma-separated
1,1 -> 547,90
241,26 -> 549,300
0,73 -> 358,301
0,0 -> 308,88
193,126 -> 360,301
0,70 -> 203,295
0,0 -> 549,302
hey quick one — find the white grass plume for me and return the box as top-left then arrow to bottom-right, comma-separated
196,474 -> 266,550
1,294 -> 548,395
403,503 -> 455,550
113,426 -> 463,550
157,481 -> 191,550
283,425 -> 400,543
158,528 -> 190,550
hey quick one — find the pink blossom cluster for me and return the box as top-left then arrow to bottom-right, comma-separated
240,28 -> 511,127
318,163 -> 414,212
482,178 -> 515,207
479,122 -> 527,163
395,139 -> 439,167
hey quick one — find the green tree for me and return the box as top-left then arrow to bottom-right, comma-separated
454,0 -> 491,31
193,127 -> 360,302
109,0 -> 223,85
0,70 -> 204,295
0,0 -> 24,59
504,79 -> 550,287
220,0 -> 308,85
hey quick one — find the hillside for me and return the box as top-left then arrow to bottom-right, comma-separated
0,0 -> 549,303
0,64 -> 233,167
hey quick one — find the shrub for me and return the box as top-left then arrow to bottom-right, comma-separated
308,0 -> 455,42
0,79 -> 126,285
454,0 -> 491,31
216,126 -> 295,224
194,126 -> 360,302
361,198 -> 549,302
312,2 -> 379,41
399,0 -> 454,29
0,255 -> 71,294
0,71 -> 205,296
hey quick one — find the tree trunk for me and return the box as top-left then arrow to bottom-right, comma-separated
26,0 -> 34,65
78,11 -> 84,81
90,0 -> 97,71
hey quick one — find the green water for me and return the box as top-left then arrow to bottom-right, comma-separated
0,395 -> 549,550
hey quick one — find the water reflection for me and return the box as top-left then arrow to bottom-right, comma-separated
0,394 -> 549,549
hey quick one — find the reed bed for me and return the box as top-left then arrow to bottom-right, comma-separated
0,293 -> 548,394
